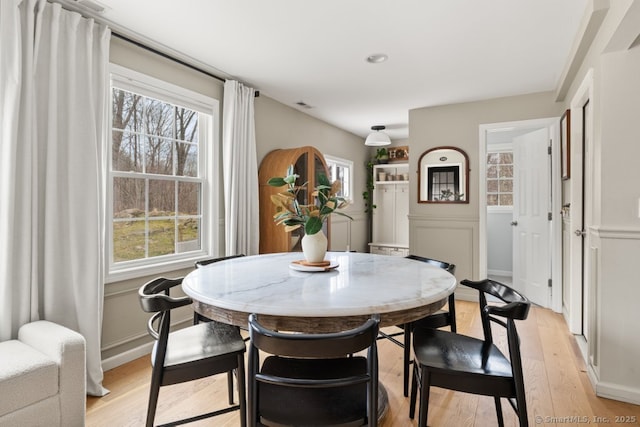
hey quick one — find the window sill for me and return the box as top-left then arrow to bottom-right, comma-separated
105,253 -> 211,284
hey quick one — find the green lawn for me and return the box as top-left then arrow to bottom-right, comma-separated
113,218 -> 199,262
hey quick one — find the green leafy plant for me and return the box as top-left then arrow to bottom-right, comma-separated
362,159 -> 377,243
268,165 -> 352,235
375,148 -> 389,164
362,160 -> 376,214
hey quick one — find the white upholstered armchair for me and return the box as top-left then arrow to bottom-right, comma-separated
0,320 -> 86,427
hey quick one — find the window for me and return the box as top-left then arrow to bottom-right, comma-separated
324,155 -> 354,202
108,65 -> 218,280
428,166 -> 460,201
486,151 -> 513,207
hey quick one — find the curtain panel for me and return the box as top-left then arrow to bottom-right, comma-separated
222,80 -> 259,256
0,0 -> 110,396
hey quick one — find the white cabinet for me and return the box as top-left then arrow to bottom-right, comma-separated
369,243 -> 409,257
370,163 -> 409,254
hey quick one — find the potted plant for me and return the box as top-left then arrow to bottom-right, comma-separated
376,148 -> 389,164
268,165 -> 352,263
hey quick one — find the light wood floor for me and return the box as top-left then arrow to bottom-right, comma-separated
87,301 -> 640,426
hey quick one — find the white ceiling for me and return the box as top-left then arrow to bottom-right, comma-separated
81,0 -> 588,140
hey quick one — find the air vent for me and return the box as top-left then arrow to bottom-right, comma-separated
295,101 -> 313,109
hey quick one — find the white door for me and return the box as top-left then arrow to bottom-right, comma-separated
566,99 -> 592,337
512,128 -> 551,307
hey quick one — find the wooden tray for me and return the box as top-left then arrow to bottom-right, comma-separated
290,260 -> 339,272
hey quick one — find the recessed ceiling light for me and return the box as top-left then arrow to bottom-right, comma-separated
366,54 -> 388,64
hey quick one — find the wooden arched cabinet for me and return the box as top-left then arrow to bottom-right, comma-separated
258,146 -> 330,254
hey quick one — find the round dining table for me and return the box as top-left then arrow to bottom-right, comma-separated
182,251 -> 457,422
182,251 -> 457,333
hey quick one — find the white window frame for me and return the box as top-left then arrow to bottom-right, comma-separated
486,146 -> 514,212
324,154 -> 354,204
106,64 -> 219,283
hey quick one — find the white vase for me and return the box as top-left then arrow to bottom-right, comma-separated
301,230 -> 327,263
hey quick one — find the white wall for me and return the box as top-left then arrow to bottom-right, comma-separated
588,24 -> 640,404
559,0 -> 640,404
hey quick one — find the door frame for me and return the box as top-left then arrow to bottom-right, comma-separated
479,117 -> 562,313
566,68 -> 594,335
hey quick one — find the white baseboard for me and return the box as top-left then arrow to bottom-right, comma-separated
487,269 -> 512,277
101,341 -> 153,372
101,317 -> 193,372
453,286 -> 478,302
577,331 -> 640,405
595,380 -> 640,405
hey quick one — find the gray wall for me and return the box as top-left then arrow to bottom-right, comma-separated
103,2 -> 640,403
254,95 -> 370,252
407,92 -> 563,292
103,37 -> 369,365
406,0 -> 640,403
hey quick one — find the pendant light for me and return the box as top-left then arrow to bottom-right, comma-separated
365,125 -> 391,146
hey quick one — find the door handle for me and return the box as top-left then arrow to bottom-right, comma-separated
574,229 -> 586,237
510,221 -> 518,226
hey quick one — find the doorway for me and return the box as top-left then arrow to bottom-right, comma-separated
479,118 -> 562,311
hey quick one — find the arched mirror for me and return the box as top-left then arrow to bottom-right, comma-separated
418,146 -> 469,203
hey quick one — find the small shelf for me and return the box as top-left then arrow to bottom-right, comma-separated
373,163 -> 409,183
375,180 -> 409,185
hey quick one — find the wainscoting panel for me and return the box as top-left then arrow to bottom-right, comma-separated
330,212 -> 368,253
588,226 -> 640,404
102,266 -> 193,365
330,217 -> 350,251
409,215 -> 478,301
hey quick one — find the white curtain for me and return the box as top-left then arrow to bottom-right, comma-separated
0,0 -> 110,396
222,80 -> 259,255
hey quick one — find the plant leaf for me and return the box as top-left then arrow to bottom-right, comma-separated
267,177 -> 287,187
317,173 -> 331,187
332,211 -> 354,220
304,216 -> 323,235
284,224 -> 301,232
283,173 -> 299,184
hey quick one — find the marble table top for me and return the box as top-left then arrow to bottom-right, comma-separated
182,251 -> 457,331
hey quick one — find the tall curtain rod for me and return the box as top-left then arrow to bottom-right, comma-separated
112,32 -> 260,97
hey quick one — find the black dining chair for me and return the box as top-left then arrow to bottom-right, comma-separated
193,254 -> 246,324
247,313 -> 380,427
409,278 -> 531,427
138,276 -> 247,427
377,254 -> 457,397
194,253 -> 246,268
193,254 -> 249,400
